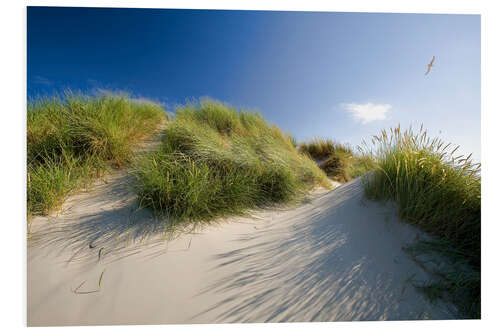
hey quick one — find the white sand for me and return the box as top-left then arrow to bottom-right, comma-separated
27,177 -> 458,326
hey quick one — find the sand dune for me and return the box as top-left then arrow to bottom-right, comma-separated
27,177 -> 458,326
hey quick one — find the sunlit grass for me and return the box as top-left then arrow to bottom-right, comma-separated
298,137 -> 375,182
132,99 -> 329,225
361,124 -> 480,318
27,92 -> 166,216
298,137 -> 352,160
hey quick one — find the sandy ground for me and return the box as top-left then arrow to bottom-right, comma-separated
27,167 -> 459,326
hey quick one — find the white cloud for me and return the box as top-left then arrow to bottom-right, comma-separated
342,102 -> 391,124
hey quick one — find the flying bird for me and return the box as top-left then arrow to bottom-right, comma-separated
425,56 -> 435,75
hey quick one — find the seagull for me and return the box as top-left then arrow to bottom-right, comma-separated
425,56 -> 435,75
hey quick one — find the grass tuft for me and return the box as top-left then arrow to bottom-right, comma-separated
361,124 -> 480,318
27,92 -> 166,216
298,137 -> 353,160
132,99 -> 329,224
298,137 -> 375,182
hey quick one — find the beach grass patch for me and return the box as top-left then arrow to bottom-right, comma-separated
298,137 -> 375,182
27,92 -> 166,216
361,125 -> 480,318
133,99 -> 329,224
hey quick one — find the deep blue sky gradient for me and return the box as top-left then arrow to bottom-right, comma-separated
27,7 -> 481,160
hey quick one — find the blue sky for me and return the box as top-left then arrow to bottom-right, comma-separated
27,7 -> 481,161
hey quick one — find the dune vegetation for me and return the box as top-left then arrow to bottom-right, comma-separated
132,99 -> 329,225
298,138 -> 375,182
27,92 -> 166,217
26,91 -> 480,317
360,125 -> 481,318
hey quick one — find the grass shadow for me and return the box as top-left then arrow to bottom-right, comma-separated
190,179 -> 458,322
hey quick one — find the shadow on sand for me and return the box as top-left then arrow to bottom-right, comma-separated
27,171 -> 197,269
190,180 -> 457,322
28,177 -> 457,322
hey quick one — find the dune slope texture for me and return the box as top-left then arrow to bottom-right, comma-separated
27,93 -> 166,216
28,178 -> 458,326
132,100 -> 329,224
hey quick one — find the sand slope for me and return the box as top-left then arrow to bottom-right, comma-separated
27,176 -> 458,326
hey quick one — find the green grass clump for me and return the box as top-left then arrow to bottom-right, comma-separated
132,99 -> 329,224
298,137 -> 375,182
298,137 -> 353,161
361,125 -> 480,318
27,92 -> 166,216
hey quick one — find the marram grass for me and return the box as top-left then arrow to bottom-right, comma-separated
27,92 -> 166,216
298,137 -> 353,161
132,99 -> 329,225
298,137 -> 375,182
361,125 -> 480,318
